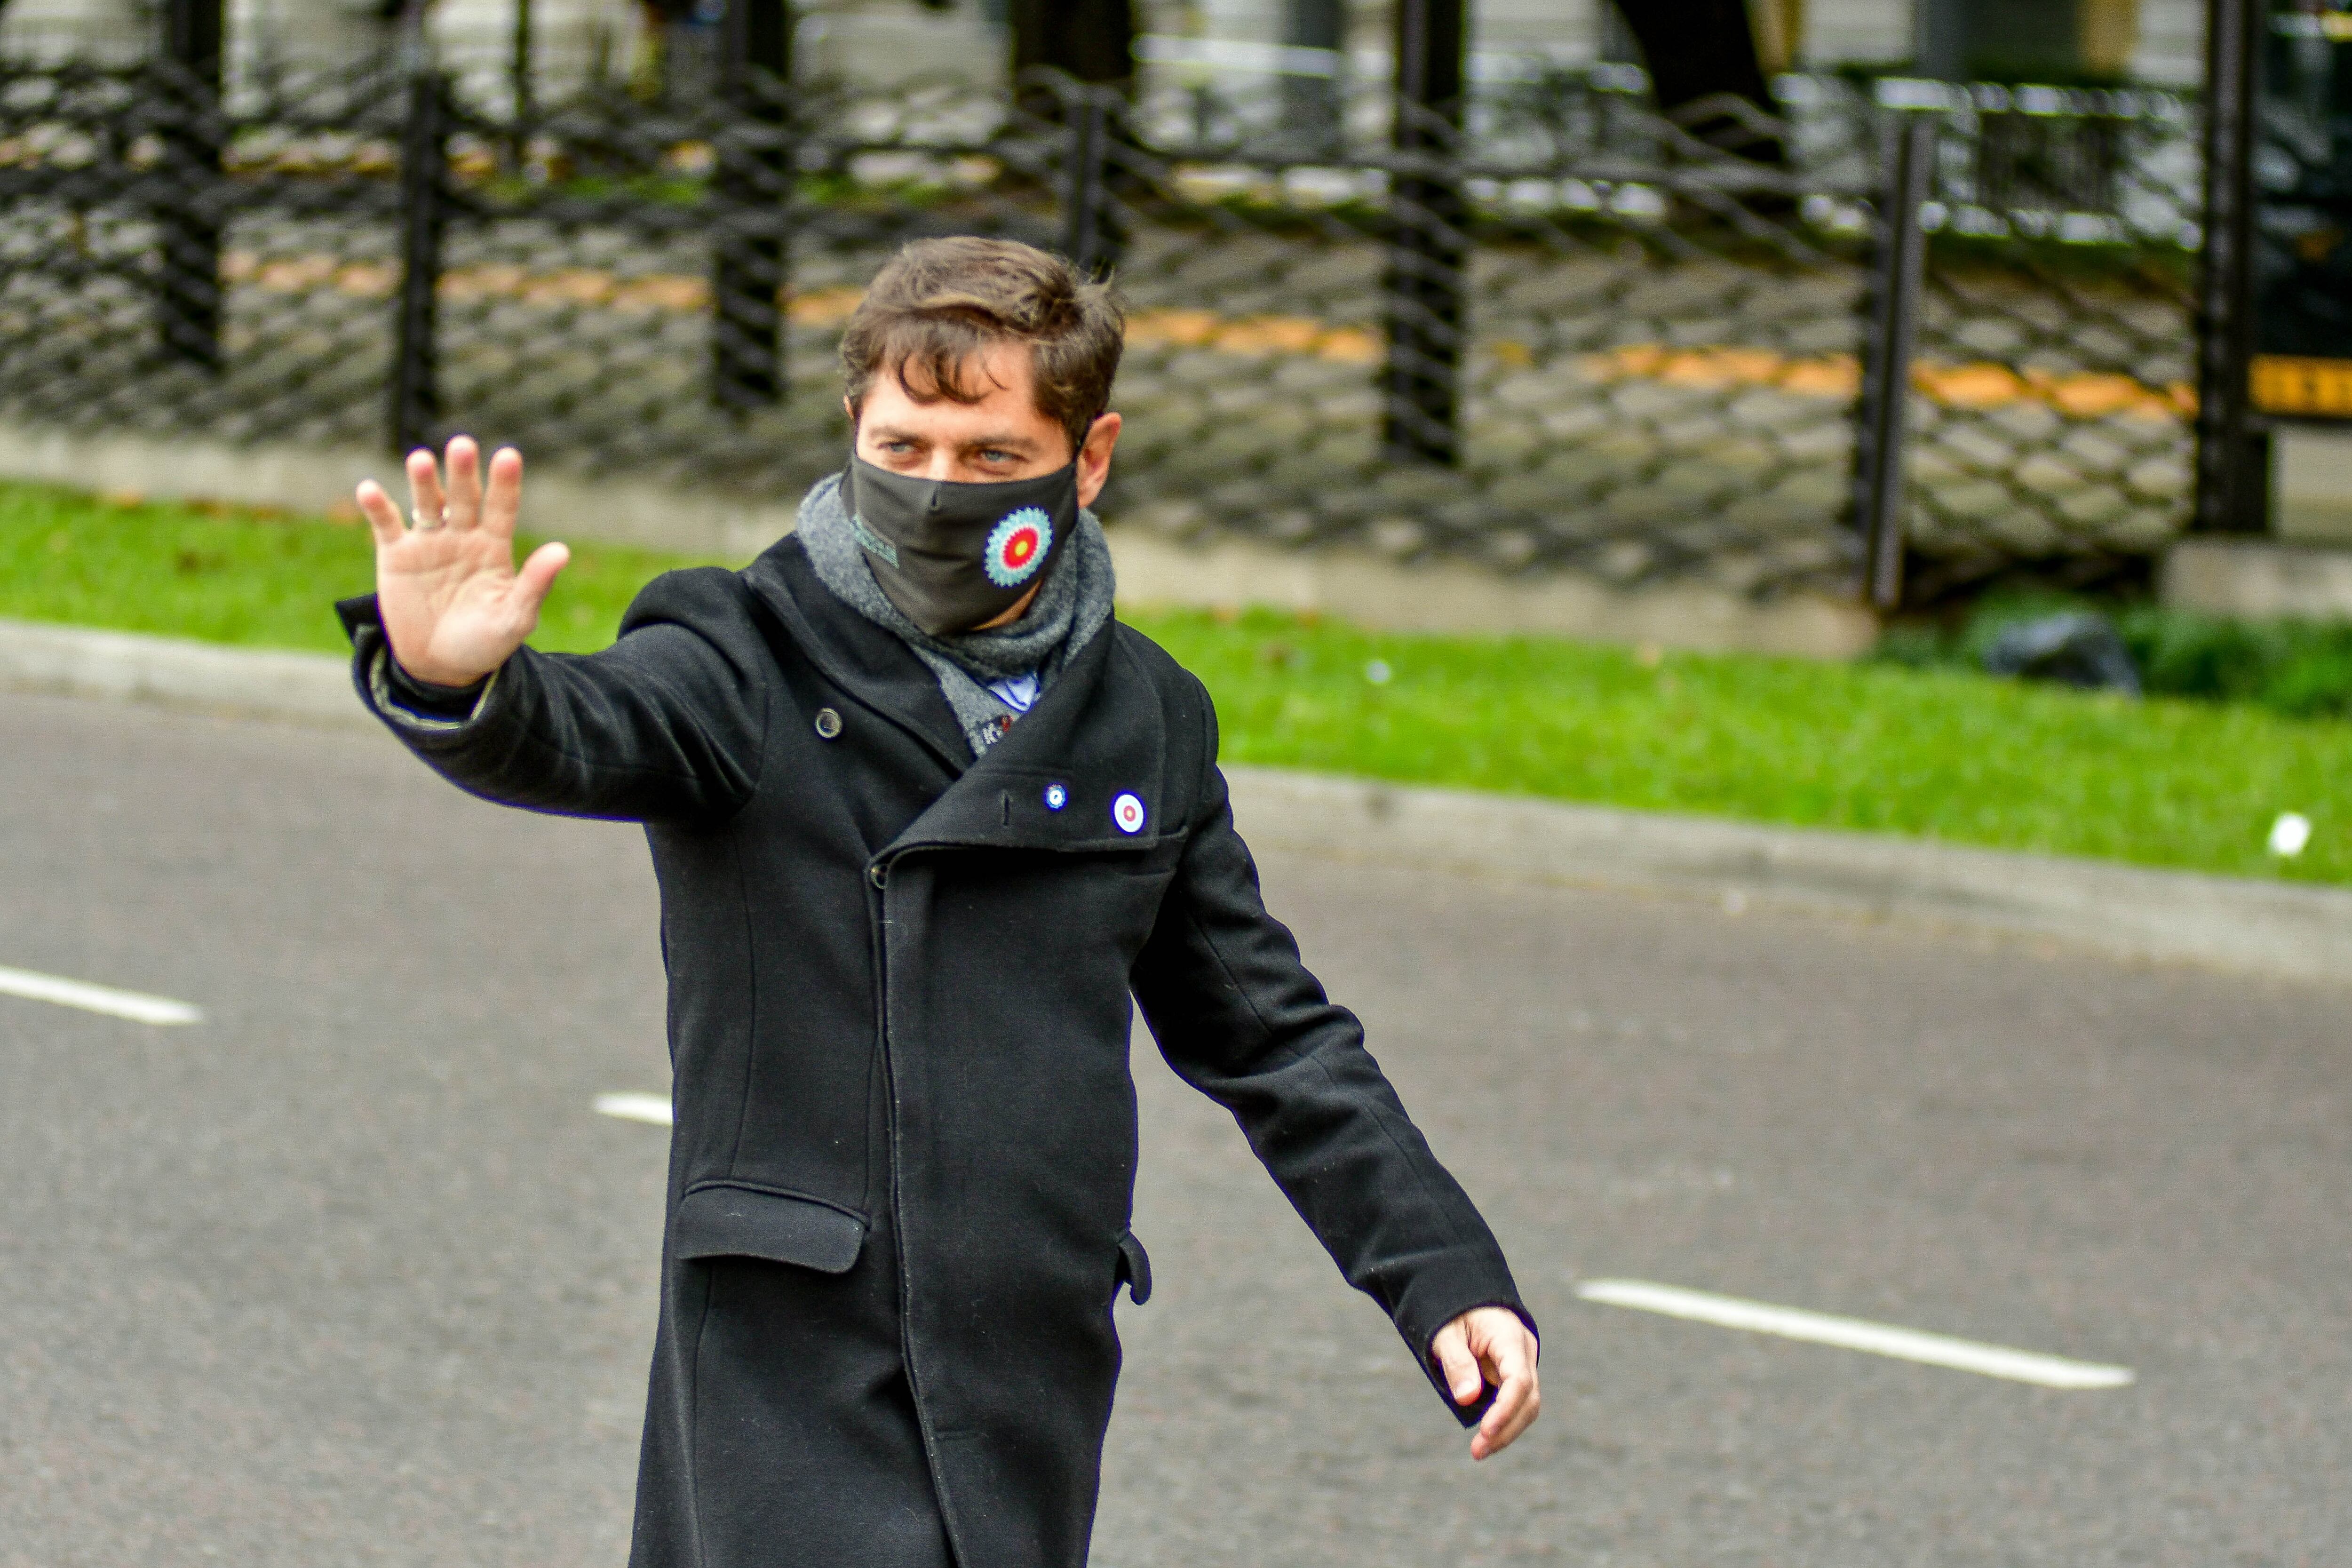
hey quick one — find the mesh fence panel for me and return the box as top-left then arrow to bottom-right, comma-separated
0,55 -> 404,450
0,43 -> 2224,607
1089,87 -> 1875,594
420,75 -> 1060,495
1898,84 -> 2202,597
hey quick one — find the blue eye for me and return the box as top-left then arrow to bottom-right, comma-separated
1043,782 -> 1068,811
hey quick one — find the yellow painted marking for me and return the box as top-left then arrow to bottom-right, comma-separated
1125,307 -> 1381,364
1574,342 -> 2191,421
2252,355 -> 2352,418
208,252 -> 2193,420
220,251 -> 865,322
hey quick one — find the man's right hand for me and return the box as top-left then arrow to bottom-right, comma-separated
355,436 -> 570,688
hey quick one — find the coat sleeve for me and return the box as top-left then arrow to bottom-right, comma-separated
1127,682 -> 1535,1425
337,567 -> 770,824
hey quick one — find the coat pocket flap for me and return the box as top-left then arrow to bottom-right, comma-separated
675,1184 -> 866,1274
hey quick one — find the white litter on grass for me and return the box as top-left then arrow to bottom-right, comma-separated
0,964 -> 204,1026
2268,812 -> 2312,858
1364,659 -> 1393,685
1574,1278 -> 2136,1390
593,1091 -> 674,1127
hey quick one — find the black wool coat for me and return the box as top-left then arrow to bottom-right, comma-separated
340,534 -> 1531,1568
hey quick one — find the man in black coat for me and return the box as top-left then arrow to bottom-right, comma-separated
342,237 -> 1538,1568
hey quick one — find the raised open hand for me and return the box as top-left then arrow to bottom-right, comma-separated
355,436 -> 569,687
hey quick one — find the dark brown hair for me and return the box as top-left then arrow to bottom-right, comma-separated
840,237 -> 1125,456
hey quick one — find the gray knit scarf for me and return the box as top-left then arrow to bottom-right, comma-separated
795,470 -> 1118,756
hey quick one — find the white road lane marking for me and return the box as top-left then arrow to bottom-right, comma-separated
593,1091 -> 674,1127
0,964 -> 203,1026
1574,1278 -> 2136,1390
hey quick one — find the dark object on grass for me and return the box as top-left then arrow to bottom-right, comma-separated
1983,613 -> 2142,694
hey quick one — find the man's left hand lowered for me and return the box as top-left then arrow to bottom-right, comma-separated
1432,1306 -> 1541,1460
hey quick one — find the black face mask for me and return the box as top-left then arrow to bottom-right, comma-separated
844,454 -> 1080,637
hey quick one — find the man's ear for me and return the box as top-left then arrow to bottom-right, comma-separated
1075,412 -> 1121,509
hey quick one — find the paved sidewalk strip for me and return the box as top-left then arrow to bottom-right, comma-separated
1225,769 -> 2352,982
0,616 -> 361,726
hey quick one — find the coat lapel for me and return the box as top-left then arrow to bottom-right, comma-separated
744,535 -> 1166,857
743,537 -> 972,774
888,623 -> 1168,857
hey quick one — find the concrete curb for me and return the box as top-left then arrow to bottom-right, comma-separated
2162,538 -> 2352,621
1222,770 -> 2352,984
0,618 -> 366,728
5,616 -> 2346,982
1106,528 -> 1877,658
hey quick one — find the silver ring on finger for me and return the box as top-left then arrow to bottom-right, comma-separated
411,506 -> 446,531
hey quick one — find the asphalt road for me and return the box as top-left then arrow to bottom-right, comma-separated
2,689 -> 2346,1568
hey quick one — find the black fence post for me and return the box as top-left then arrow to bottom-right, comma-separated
1061,86 -> 1120,277
2193,0 -> 2269,535
157,0 -> 225,374
509,0 -> 535,170
389,48 -> 448,456
710,0 -> 790,412
512,0 -> 536,123
1008,0 -> 1139,118
1851,111 -> 1936,611
1281,0 -> 1344,156
1380,0 -> 1467,468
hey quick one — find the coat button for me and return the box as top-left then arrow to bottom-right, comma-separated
813,707 -> 843,740
868,863 -> 887,889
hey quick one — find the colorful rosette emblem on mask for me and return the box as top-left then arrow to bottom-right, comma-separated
984,507 -> 1054,588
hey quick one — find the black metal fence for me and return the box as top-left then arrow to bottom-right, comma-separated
0,38 -> 2215,608
1875,79 -> 2203,602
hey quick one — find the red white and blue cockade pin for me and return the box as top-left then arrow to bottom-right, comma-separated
1112,792 -> 1146,835
984,507 -> 1054,588
1043,782 -> 1068,812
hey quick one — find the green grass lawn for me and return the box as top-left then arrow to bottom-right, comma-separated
4,479 -> 2347,885
0,481 -> 714,656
